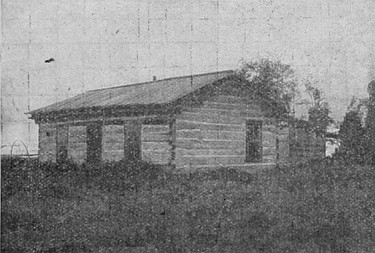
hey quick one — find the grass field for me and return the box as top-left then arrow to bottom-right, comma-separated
2,158 -> 375,252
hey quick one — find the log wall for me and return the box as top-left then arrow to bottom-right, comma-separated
175,94 -> 277,170
68,125 -> 87,163
103,125 -> 124,161
141,124 -> 172,164
39,123 -> 57,162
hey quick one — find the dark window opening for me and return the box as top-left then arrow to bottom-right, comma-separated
87,124 -> 102,163
246,120 -> 262,162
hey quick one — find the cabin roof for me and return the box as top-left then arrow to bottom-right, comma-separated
27,70 -> 234,115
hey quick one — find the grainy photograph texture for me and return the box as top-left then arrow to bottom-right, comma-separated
1,0 -> 375,252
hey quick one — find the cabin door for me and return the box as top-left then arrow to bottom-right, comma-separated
56,125 -> 68,163
124,121 -> 141,162
87,123 -> 102,163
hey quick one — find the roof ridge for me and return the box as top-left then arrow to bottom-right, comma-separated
87,69 -> 234,93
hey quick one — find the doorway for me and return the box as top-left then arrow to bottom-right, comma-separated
87,123 -> 102,163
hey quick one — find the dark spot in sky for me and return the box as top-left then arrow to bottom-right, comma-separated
45,58 -> 55,63
115,29 -> 120,34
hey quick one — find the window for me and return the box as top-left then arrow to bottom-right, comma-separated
246,120 -> 262,162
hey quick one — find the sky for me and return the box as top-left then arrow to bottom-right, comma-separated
1,0 -> 375,154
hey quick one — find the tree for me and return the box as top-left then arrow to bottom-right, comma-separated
338,110 -> 367,164
235,59 -> 298,119
305,82 -> 333,136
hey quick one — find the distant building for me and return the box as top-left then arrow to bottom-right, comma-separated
27,71 -> 324,172
325,126 -> 340,157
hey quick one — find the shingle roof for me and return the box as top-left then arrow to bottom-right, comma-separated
28,70 -> 234,115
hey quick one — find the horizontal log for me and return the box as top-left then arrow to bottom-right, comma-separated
263,130 -> 277,138
68,136 -> 87,143
142,153 -> 171,164
262,154 -> 277,162
141,132 -> 170,142
176,148 -> 245,157
176,129 -> 245,140
103,142 -> 124,150
175,163 -> 277,172
203,101 -> 255,111
176,138 -> 245,150
69,125 -> 86,132
183,107 -> 262,118
176,120 -> 244,132
262,139 -> 276,147
178,112 -> 245,125
102,137 -> 123,145
209,95 -> 259,106
142,142 -> 171,152
142,149 -> 172,156
142,124 -> 169,133
103,149 -> 124,155
262,147 -> 277,156
48,115 -> 170,126
103,125 -> 124,134
176,156 -> 246,167
263,124 -> 276,130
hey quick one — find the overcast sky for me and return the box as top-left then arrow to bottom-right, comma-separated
2,0 -> 374,154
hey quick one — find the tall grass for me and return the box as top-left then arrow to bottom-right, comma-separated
2,157 -> 375,252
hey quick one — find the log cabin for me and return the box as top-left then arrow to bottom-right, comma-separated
27,70 -> 325,172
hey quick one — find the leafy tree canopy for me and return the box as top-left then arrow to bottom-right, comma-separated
338,110 -> 367,164
235,59 -> 298,119
338,97 -> 372,164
